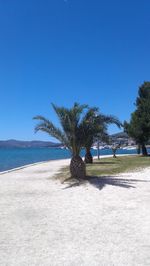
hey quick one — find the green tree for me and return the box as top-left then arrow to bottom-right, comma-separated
124,82 -> 150,156
111,144 -> 121,158
33,103 -> 88,179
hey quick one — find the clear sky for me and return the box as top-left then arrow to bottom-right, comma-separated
0,0 -> 150,142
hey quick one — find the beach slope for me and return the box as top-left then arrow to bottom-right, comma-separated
0,159 -> 150,266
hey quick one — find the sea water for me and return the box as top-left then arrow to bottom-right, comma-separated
0,147 -> 141,172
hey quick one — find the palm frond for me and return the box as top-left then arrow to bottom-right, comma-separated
33,116 -> 69,146
33,103 -> 89,155
98,114 -> 122,128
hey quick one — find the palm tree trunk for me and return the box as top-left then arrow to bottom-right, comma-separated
70,155 -> 86,179
85,148 -> 93,164
97,141 -> 100,160
112,148 -> 117,158
137,144 -> 141,154
141,144 -> 148,156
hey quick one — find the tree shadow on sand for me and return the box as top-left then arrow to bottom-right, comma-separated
90,161 -> 117,165
63,175 -> 150,190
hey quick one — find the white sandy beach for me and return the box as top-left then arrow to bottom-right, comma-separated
0,157 -> 150,266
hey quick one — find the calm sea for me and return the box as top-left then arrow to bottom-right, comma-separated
0,147 -> 141,172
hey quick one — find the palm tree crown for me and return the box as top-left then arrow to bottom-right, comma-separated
34,102 -> 88,156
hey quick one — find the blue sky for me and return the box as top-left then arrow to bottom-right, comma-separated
0,0 -> 150,141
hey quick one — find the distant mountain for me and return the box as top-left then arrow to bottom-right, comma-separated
110,132 -> 134,146
0,132 -> 130,148
111,132 -> 128,138
0,139 -> 61,148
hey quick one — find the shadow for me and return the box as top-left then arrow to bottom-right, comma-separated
91,161 -> 117,165
86,176 -> 136,190
63,175 -> 150,190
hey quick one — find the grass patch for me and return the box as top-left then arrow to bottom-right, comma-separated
87,155 -> 150,176
55,155 -> 150,182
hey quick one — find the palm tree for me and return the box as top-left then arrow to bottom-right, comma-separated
81,109 -> 122,163
96,129 -> 109,160
80,107 -> 103,163
33,103 -> 88,179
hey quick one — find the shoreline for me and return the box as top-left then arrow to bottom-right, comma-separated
0,158 -> 70,175
0,153 -> 137,175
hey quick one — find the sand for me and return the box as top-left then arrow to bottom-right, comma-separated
0,157 -> 150,266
